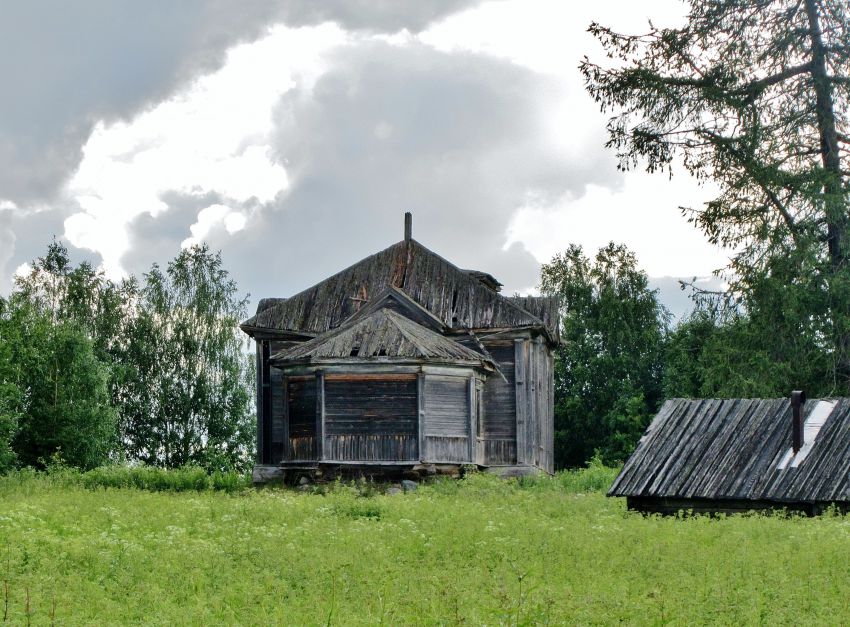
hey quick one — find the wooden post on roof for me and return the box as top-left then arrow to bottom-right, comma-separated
316,370 -> 325,461
405,212 -> 412,241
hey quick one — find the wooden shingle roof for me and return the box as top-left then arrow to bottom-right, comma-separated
610,398 -> 850,504
241,239 -> 557,341
271,307 -> 493,367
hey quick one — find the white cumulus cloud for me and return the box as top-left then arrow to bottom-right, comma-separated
63,22 -> 347,279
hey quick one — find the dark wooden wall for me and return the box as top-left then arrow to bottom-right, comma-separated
324,375 -> 418,461
287,377 -> 317,461
270,368 -> 285,463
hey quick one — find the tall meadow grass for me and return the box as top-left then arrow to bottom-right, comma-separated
0,465 -> 847,624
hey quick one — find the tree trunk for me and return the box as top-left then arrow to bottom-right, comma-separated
804,0 -> 850,389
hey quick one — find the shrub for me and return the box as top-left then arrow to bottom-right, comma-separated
80,464 -> 249,493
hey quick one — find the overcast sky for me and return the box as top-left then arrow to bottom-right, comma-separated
0,0 -> 727,318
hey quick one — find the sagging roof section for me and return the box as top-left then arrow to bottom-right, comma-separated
609,398 -> 850,504
241,239 -> 557,341
271,307 -> 493,367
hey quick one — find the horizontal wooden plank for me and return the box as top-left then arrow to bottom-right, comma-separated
325,373 -> 418,382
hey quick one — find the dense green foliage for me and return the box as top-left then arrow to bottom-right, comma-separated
1,253 -> 118,470
11,316 -> 116,470
0,471 -> 847,624
121,245 -> 254,471
582,0 -> 850,392
0,299 -> 19,472
541,243 -> 669,467
0,241 -> 254,473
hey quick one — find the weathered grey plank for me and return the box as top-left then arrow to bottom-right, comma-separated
610,397 -> 850,508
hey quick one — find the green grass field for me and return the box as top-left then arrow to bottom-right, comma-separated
0,467 -> 848,625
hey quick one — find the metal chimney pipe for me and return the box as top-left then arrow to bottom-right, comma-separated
791,390 -> 806,453
404,212 -> 412,241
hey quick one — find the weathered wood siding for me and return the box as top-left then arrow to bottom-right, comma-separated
286,377 -> 317,461
610,398 -> 850,505
423,375 -> 471,462
512,337 -> 555,473
270,368 -> 285,464
479,342 -> 517,465
323,375 -> 418,461
527,339 -> 554,473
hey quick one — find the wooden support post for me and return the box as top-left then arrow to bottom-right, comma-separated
282,377 -> 290,462
514,338 -> 527,466
417,372 -> 426,461
530,337 -> 539,468
316,370 -> 325,461
255,342 -> 263,464
476,379 -> 484,466
261,340 -> 272,464
468,377 -> 476,463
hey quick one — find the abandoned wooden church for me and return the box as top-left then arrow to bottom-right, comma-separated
242,214 -> 558,482
610,393 -> 850,514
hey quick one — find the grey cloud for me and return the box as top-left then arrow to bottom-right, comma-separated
0,1 -> 481,207
648,275 -> 726,322
126,41 -> 619,312
0,1 -> 482,285
0,211 -> 15,294
261,1 -> 481,34
0,205 -> 104,295
121,191 -> 226,278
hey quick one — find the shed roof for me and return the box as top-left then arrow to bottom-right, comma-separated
271,307 -> 492,367
241,239 -> 558,342
609,398 -> 850,504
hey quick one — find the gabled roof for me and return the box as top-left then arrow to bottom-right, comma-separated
609,398 -> 850,504
341,285 -> 447,333
271,307 -> 493,366
241,239 -> 556,340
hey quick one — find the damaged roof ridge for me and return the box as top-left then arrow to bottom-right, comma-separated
243,236 -> 557,338
339,284 -> 447,331
273,305 -> 491,364
242,239 -> 409,326
382,308 -> 444,357
405,239 -> 547,327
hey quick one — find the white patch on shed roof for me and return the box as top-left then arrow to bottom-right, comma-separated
777,400 -> 837,470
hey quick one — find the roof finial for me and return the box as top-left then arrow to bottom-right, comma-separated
404,212 -> 412,241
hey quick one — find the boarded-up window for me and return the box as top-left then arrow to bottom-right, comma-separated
288,378 -> 317,437
482,344 -> 516,439
424,376 -> 469,437
324,377 -> 417,437
323,375 -> 418,461
287,377 -> 317,460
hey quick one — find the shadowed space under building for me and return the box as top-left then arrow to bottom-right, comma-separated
609,394 -> 850,514
241,213 -> 558,482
